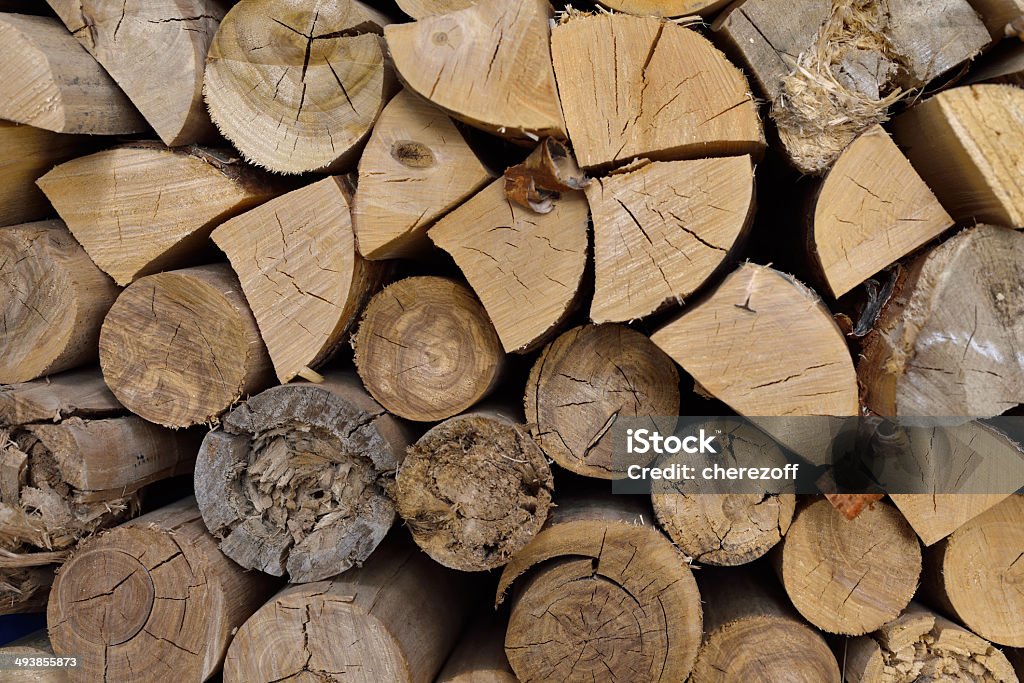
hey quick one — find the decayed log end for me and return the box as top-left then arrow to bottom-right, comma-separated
859,225 -> 1024,418
353,276 -> 504,422
552,13 -> 764,171
385,0 -> 565,141
99,265 -> 272,428
778,499 -> 921,636
525,324 -> 680,480
195,375 -> 410,583
354,89 -> 493,261
0,221 -> 119,384
498,500 -> 702,683
204,0 -> 393,174
47,499 -> 279,682
395,412 -> 553,572
0,14 -> 146,135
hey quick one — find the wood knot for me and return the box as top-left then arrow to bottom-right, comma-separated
391,140 -> 435,168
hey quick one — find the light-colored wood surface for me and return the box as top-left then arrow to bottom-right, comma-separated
194,373 -> 412,583
586,156 -> 755,322
430,176 -> 588,353
0,630 -> 69,682
892,84 -> 1024,227
553,14 -> 763,170
395,0 -> 476,19
0,369 -> 121,426
436,613 -> 518,683
385,0 -> 565,141
352,276 -> 505,422
595,0 -> 731,16
37,144 -> 280,285
47,0 -> 223,146
0,13 -> 146,134
99,264 -> 273,428
213,177 -> 382,383
354,90 -> 493,260
205,0 -> 392,173
810,125 -> 953,298
0,221 -> 120,384
0,122 -> 89,228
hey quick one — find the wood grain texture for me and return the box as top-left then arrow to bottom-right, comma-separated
37,144 -> 280,285
967,0 -> 1024,36
354,90 -> 493,260
0,220 -> 120,384
809,125 -> 953,298
892,84 -> 1024,227
776,499 -> 921,635
353,276 -> 504,422
385,0 -> 565,141
0,369 -> 121,426
0,122 -> 90,228
524,324 -> 680,480
859,225 -> 1024,418
223,533 -> 473,683
205,0 -> 393,173
429,177 -> 589,353
595,0 -> 732,16
194,373 -> 412,583
652,263 -> 859,417
553,14 -> 763,171
436,613 -> 517,683
0,13 -> 145,134
586,156 -> 755,322
47,0 -> 224,146
395,0 -> 475,18
47,498 -> 280,683
213,177 -> 383,382
99,264 -> 273,428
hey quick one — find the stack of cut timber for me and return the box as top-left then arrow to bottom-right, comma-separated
0,0 -> 1022,681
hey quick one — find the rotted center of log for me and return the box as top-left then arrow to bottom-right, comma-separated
58,548 -> 155,646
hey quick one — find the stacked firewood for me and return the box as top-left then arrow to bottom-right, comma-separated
1,0 -> 1023,681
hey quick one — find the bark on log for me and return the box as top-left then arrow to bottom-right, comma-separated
586,156 -> 755,322
808,124 -> 953,298
859,225 -> 1024,418
921,494 -> 1024,647
353,89 -> 493,260
845,602 -> 1019,683
553,13 -> 763,171
395,0 -> 475,18
46,0 -> 223,146
651,420 -> 795,565
223,533 -> 473,683
0,13 -> 146,134
776,498 -> 921,635
47,497 -> 280,683
0,122 -> 89,228
690,567 -> 840,683
429,175 -> 589,353
394,409 -> 553,572
0,369 -> 121,426
497,496 -> 703,683
651,263 -> 859,417
524,324 -> 680,480
712,0 -> 990,174
204,0 -> 393,174
212,176 -> 384,383
436,613 -> 517,683
891,84 -> 1024,228
0,221 -> 120,384
353,276 -> 504,422
37,144 -> 280,286
99,264 -> 273,428
0,630 -> 69,682
967,0 -> 1024,37
385,0 -> 565,142
594,0 -> 731,16
194,373 -> 411,583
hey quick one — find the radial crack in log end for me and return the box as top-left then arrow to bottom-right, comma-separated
385,0 -> 565,141
353,89 -> 493,260
553,13 -> 763,171
429,177 -> 588,353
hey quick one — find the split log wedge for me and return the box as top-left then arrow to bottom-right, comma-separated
0,122 -> 90,228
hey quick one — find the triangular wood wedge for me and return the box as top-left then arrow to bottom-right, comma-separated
651,263 -> 859,417
385,0 -> 565,141
353,90 -> 493,260
552,14 -> 763,170
587,156 -> 755,323
37,144 -> 280,285
429,178 -> 589,353
212,177 -> 384,383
